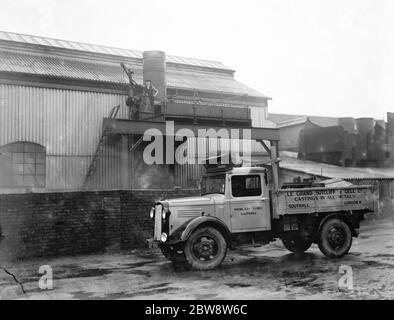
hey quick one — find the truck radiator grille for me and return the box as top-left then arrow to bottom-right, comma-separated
177,209 -> 202,218
154,204 -> 162,241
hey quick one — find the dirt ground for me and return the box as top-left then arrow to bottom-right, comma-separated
0,218 -> 393,300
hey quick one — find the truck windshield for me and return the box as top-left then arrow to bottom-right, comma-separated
201,175 -> 225,195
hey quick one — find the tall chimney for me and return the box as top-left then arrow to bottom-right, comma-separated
143,51 -> 166,112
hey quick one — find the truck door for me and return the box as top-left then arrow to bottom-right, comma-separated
229,173 -> 271,232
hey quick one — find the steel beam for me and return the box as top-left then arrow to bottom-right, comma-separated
120,134 -> 129,189
104,118 -> 280,141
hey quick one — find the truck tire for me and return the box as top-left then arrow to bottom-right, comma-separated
282,236 -> 312,254
160,245 -> 186,263
318,218 -> 352,258
184,227 -> 227,270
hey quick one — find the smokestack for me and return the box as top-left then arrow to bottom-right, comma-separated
143,51 -> 166,111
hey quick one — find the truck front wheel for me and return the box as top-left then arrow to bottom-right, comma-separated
318,218 -> 352,258
282,236 -> 312,254
184,227 -> 227,270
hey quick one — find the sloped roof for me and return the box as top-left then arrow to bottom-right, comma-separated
165,68 -> 266,97
0,50 -> 125,83
279,155 -> 394,180
0,31 -> 269,100
275,116 -> 308,128
0,30 -> 231,71
0,50 -> 267,98
269,113 -> 339,127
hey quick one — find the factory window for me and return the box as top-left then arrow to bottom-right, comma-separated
0,142 -> 46,189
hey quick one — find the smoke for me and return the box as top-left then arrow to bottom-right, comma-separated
137,164 -> 173,189
132,139 -> 174,189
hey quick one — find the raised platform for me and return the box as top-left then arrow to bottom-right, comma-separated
104,118 -> 280,141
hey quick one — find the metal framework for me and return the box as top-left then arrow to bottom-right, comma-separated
104,119 -> 280,141
104,118 -> 281,191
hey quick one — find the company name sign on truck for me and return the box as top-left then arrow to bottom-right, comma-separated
277,186 -> 374,215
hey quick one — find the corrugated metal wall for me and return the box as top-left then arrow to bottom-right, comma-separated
0,84 -> 127,190
174,136 -> 254,188
0,84 -> 270,190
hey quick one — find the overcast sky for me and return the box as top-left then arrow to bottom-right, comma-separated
1,0 -> 393,119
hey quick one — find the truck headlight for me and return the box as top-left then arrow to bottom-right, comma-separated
162,207 -> 170,220
150,207 -> 155,219
160,232 -> 168,242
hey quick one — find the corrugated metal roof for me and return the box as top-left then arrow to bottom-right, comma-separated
166,69 -> 266,98
355,167 -> 394,178
279,156 -> 394,180
0,50 -> 269,98
0,50 -> 130,84
0,30 -> 231,71
275,117 -> 308,128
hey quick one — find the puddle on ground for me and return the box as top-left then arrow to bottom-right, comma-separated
71,286 -> 179,299
225,283 -> 252,288
278,252 -> 317,263
142,282 -> 171,290
361,260 -> 394,269
54,267 -> 115,280
126,269 -> 152,277
370,254 -> 394,259
125,261 -> 157,268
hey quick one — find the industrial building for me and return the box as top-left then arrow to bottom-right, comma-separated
269,112 -> 394,168
0,31 -> 274,192
276,152 -> 394,217
298,117 -> 392,167
268,113 -> 338,152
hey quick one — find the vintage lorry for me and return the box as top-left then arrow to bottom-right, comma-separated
149,165 -> 375,270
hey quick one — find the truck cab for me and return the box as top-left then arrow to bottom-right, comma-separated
201,167 -> 271,233
150,166 -> 374,270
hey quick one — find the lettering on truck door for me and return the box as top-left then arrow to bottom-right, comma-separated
229,174 -> 271,232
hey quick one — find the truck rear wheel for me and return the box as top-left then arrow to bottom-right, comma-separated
318,218 -> 352,258
184,227 -> 227,270
282,236 -> 312,254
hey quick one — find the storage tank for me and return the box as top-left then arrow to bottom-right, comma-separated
356,118 -> 375,136
387,112 -> 394,136
338,117 -> 356,134
375,120 -> 386,129
355,118 -> 375,160
142,50 -> 166,106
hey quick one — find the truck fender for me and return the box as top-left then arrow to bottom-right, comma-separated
317,212 -> 355,236
170,216 -> 231,247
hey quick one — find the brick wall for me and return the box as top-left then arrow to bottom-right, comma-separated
0,189 -> 199,262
